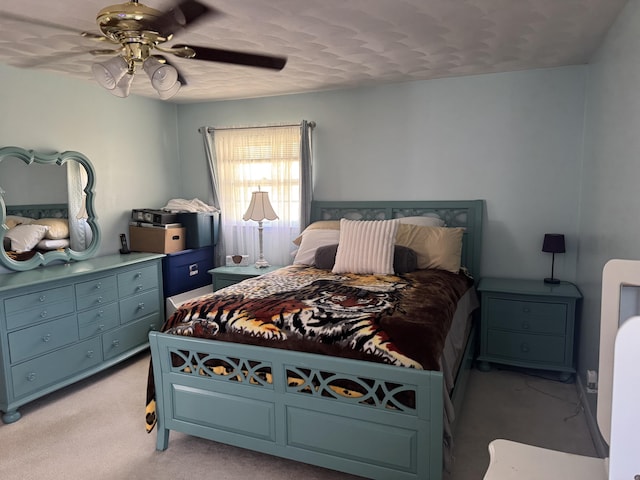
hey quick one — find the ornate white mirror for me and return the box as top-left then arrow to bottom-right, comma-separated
0,146 -> 101,271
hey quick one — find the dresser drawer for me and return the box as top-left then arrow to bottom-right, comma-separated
486,330 -> 566,364
4,285 -> 74,315
102,315 -> 160,360
4,286 -> 75,330
75,275 -> 118,311
117,265 -> 159,297
8,315 -> 79,364
119,289 -> 160,324
485,298 -> 567,335
11,337 -> 102,398
78,303 -> 120,339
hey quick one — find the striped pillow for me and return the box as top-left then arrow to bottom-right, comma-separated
332,219 -> 399,275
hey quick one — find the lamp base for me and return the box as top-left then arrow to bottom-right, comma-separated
544,277 -> 560,284
254,258 -> 271,268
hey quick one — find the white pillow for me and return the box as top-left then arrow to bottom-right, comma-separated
293,229 -> 341,265
5,224 -> 50,253
5,215 -> 34,229
292,220 -> 341,246
332,219 -> 399,275
398,215 -> 445,227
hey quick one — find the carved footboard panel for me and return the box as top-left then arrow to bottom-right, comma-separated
149,332 -> 444,480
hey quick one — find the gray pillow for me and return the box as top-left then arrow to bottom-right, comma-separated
314,244 -> 418,274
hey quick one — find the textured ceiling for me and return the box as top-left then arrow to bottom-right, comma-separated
0,0 -> 629,103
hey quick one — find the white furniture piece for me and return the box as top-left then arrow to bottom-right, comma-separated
483,259 -> 640,480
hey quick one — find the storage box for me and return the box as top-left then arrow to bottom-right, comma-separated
131,209 -> 178,225
177,212 -> 220,249
165,285 -> 212,319
129,225 -> 185,254
162,246 -> 214,297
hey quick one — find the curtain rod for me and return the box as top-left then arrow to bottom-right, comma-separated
199,121 -> 315,133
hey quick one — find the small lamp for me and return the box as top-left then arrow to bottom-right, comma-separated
542,233 -> 565,284
243,190 -> 278,268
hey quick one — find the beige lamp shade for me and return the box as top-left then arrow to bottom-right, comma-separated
243,191 -> 279,222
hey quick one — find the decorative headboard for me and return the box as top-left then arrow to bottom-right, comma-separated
6,203 -> 69,219
310,200 -> 484,280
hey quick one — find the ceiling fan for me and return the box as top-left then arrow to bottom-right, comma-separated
4,0 -> 288,99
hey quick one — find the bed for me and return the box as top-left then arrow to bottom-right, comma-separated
3,204 -> 72,261
147,199 -> 484,480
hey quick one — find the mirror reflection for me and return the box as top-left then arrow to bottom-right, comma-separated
0,147 -> 100,271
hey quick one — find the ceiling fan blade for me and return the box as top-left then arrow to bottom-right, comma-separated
172,45 -> 287,70
0,11 -> 89,35
154,0 -> 219,33
15,50 -> 95,68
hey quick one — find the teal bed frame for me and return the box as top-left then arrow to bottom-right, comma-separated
149,199 -> 484,480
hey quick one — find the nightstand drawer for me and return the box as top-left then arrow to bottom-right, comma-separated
487,330 -> 566,364
214,277 -> 243,290
485,298 -> 567,335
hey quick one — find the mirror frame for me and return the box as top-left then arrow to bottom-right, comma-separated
0,146 -> 101,271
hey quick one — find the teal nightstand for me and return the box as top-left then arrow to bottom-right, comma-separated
208,265 -> 282,291
476,277 -> 582,381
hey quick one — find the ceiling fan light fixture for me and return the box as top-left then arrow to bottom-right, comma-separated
110,72 -> 134,98
143,56 -> 178,91
91,55 -> 129,90
157,81 -> 181,100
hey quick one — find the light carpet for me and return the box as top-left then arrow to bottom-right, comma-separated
0,352 -> 598,480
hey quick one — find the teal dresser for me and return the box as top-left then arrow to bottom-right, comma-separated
0,252 -> 164,423
477,277 -> 582,381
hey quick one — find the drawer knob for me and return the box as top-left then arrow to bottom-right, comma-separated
95,282 -> 102,289
97,296 -> 104,304
112,340 -> 120,348
149,324 -> 156,331
136,284 -> 143,291
39,295 -> 46,302
87,350 -> 94,358
522,306 -> 531,313
27,372 -> 36,382
138,302 -> 145,310
97,310 -> 104,317
135,272 -> 142,278
42,334 -> 51,343
521,343 -> 530,353
522,321 -> 530,330
98,324 -> 105,331
40,310 -> 48,318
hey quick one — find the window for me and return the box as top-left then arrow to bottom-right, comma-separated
212,125 -> 302,266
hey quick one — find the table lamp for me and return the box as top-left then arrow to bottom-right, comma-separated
243,190 -> 278,268
542,233 -> 565,284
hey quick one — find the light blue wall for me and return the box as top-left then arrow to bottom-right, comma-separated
177,67 -> 586,281
0,63 -> 182,255
577,0 -> 640,422
0,4 -> 635,448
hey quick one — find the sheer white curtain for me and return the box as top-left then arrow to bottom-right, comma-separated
213,126 -> 302,267
66,161 -> 90,251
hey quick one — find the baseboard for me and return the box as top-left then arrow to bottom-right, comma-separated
576,374 -> 608,457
